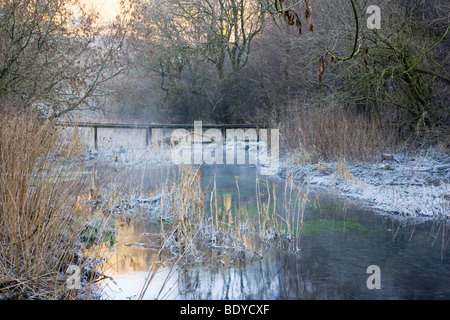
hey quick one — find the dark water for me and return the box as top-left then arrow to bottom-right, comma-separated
101,163 -> 450,300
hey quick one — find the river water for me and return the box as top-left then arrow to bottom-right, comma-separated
97,161 -> 450,300
66,127 -> 449,299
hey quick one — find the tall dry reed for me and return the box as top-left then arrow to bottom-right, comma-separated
276,103 -> 394,162
138,164 -> 313,298
0,107 -> 105,299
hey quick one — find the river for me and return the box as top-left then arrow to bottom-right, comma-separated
95,161 -> 450,300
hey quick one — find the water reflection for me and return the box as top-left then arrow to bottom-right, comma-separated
99,163 -> 450,300
176,249 -> 320,300
172,214 -> 450,300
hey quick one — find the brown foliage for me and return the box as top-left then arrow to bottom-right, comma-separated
0,102 -> 104,299
276,103 -> 395,162
276,0 -> 313,36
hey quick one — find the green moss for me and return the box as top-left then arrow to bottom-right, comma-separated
307,201 -> 346,213
82,217 -> 118,248
301,219 -> 369,237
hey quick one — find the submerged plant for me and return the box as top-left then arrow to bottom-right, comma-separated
82,217 -> 118,248
300,219 -> 369,237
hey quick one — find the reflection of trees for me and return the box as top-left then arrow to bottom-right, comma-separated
176,248 -> 319,299
381,216 -> 450,263
171,215 -> 450,300
102,219 -> 159,275
428,220 -> 450,263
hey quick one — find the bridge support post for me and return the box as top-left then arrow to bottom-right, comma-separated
145,126 -> 152,147
221,125 -> 226,138
94,125 -> 98,150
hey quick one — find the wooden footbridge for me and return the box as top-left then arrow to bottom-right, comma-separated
56,122 -> 267,149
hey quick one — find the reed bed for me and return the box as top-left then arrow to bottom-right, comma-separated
0,108 -> 113,299
137,164 -> 312,298
150,164 -> 311,260
276,104 -> 394,162
1,106 -> 312,299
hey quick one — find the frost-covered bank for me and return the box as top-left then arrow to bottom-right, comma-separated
278,151 -> 450,219
79,144 -> 174,168
75,136 -> 450,220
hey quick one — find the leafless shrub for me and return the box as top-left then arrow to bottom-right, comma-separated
276,102 -> 395,162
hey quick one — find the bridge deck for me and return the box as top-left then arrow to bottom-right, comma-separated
56,122 -> 267,149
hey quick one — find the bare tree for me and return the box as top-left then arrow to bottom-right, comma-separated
0,0 -> 129,118
126,0 -> 266,122
257,0 -> 449,138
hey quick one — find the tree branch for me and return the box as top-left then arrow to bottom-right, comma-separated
325,0 -> 361,61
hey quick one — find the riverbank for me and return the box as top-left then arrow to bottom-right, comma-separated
80,142 -> 449,220
278,149 -> 450,219
72,142 -> 450,300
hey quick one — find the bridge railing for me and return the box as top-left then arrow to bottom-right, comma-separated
56,122 -> 267,149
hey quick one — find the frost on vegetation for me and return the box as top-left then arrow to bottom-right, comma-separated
90,144 -> 174,167
279,151 -> 450,219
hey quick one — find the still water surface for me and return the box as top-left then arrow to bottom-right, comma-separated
99,163 -> 450,300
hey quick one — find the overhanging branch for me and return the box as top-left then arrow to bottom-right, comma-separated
325,0 -> 360,61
